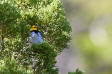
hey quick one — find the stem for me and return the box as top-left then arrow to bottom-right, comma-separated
1,23 -> 4,50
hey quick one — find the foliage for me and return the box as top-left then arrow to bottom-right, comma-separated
20,42 -> 58,74
68,69 -> 84,74
0,56 -> 32,74
0,0 -> 71,74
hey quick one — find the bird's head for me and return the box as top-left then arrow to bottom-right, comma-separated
30,25 -> 40,32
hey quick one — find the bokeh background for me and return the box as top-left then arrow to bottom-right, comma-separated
56,0 -> 112,74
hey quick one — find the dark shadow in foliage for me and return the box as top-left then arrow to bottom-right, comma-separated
31,42 -> 58,74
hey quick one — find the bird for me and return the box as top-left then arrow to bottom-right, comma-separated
29,25 -> 44,44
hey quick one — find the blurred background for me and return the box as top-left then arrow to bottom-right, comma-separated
56,0 -> 112,74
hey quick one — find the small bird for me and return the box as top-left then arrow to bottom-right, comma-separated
29,25 -> 44,44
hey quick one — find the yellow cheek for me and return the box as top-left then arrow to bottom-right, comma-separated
30,28 -> 38,31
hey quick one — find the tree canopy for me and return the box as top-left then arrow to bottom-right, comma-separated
0,0 -> 71,74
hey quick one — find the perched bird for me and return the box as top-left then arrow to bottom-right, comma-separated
29,25 -> 44,44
